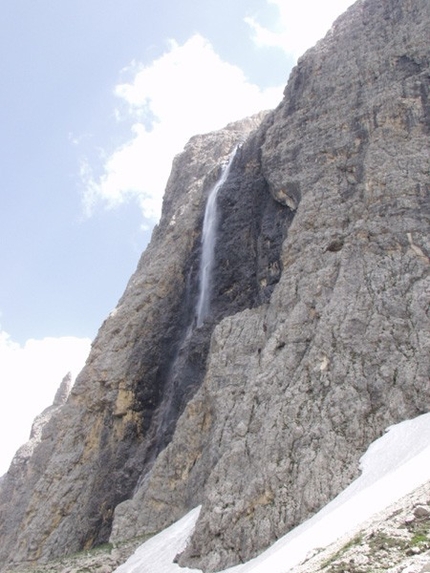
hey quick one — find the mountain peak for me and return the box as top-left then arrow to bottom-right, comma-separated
1,0 -> 429,571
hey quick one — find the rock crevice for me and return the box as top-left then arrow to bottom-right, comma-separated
0,0 -> 429,572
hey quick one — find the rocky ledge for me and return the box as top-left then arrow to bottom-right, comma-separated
0,0 -> 429,572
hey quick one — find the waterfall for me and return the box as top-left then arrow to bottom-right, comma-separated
195,148 -> 237,327
146,149 -> 238,461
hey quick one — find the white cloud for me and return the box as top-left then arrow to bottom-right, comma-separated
0,330 -> 91,476
81,34 -> 283,224
246,0 -> 356,60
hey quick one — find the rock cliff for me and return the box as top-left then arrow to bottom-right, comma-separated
0,113 -> 274,569
0,0 -> 429,571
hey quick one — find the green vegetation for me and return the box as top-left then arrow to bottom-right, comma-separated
367,531 -> 407,552
320,533 -> 364,570
3,533 -> 154,573
410,531 -> 429,545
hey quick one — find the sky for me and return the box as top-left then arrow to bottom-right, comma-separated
114,412 -> 430,573
0,0 -> 356,475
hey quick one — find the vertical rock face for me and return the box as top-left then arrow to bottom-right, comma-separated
0,112 -> 291,569
0,0 -> 429,571
114,0 -> 430,571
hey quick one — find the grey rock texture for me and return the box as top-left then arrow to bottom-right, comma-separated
0,373 -> 72,565
109,116 -> 294,544
4,372 -> 71,469
3,482 -> 430,573
2,535 -> 144,573
0,0 -> 429,571
0,114 -> 275,570
112,0 -> 430,571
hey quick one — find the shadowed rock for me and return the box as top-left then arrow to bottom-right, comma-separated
0,0 -> 429,571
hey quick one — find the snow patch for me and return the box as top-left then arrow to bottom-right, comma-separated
113,507 -> 201,573
114,413 -> 430,573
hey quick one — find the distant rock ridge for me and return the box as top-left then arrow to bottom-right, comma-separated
8,372 -> 72,468
0,0 -> 429,571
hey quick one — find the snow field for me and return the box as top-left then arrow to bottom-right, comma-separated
114,412 -> 430,573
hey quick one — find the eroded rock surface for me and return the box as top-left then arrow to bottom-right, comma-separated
0,112 -> 288,570
111,1 -> 430,571
0,0 -> 429,572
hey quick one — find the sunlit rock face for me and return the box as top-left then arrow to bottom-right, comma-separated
1,0 -> 429,572
114,1 -> 430,571
0,111 -> 290,569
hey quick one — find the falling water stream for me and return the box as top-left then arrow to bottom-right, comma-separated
143,148 -> 238,467
195,148 -> 237,327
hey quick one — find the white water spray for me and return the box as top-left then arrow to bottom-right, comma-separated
195,149 -> 237,327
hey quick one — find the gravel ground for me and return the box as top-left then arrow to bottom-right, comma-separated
291,481 -> 430,573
